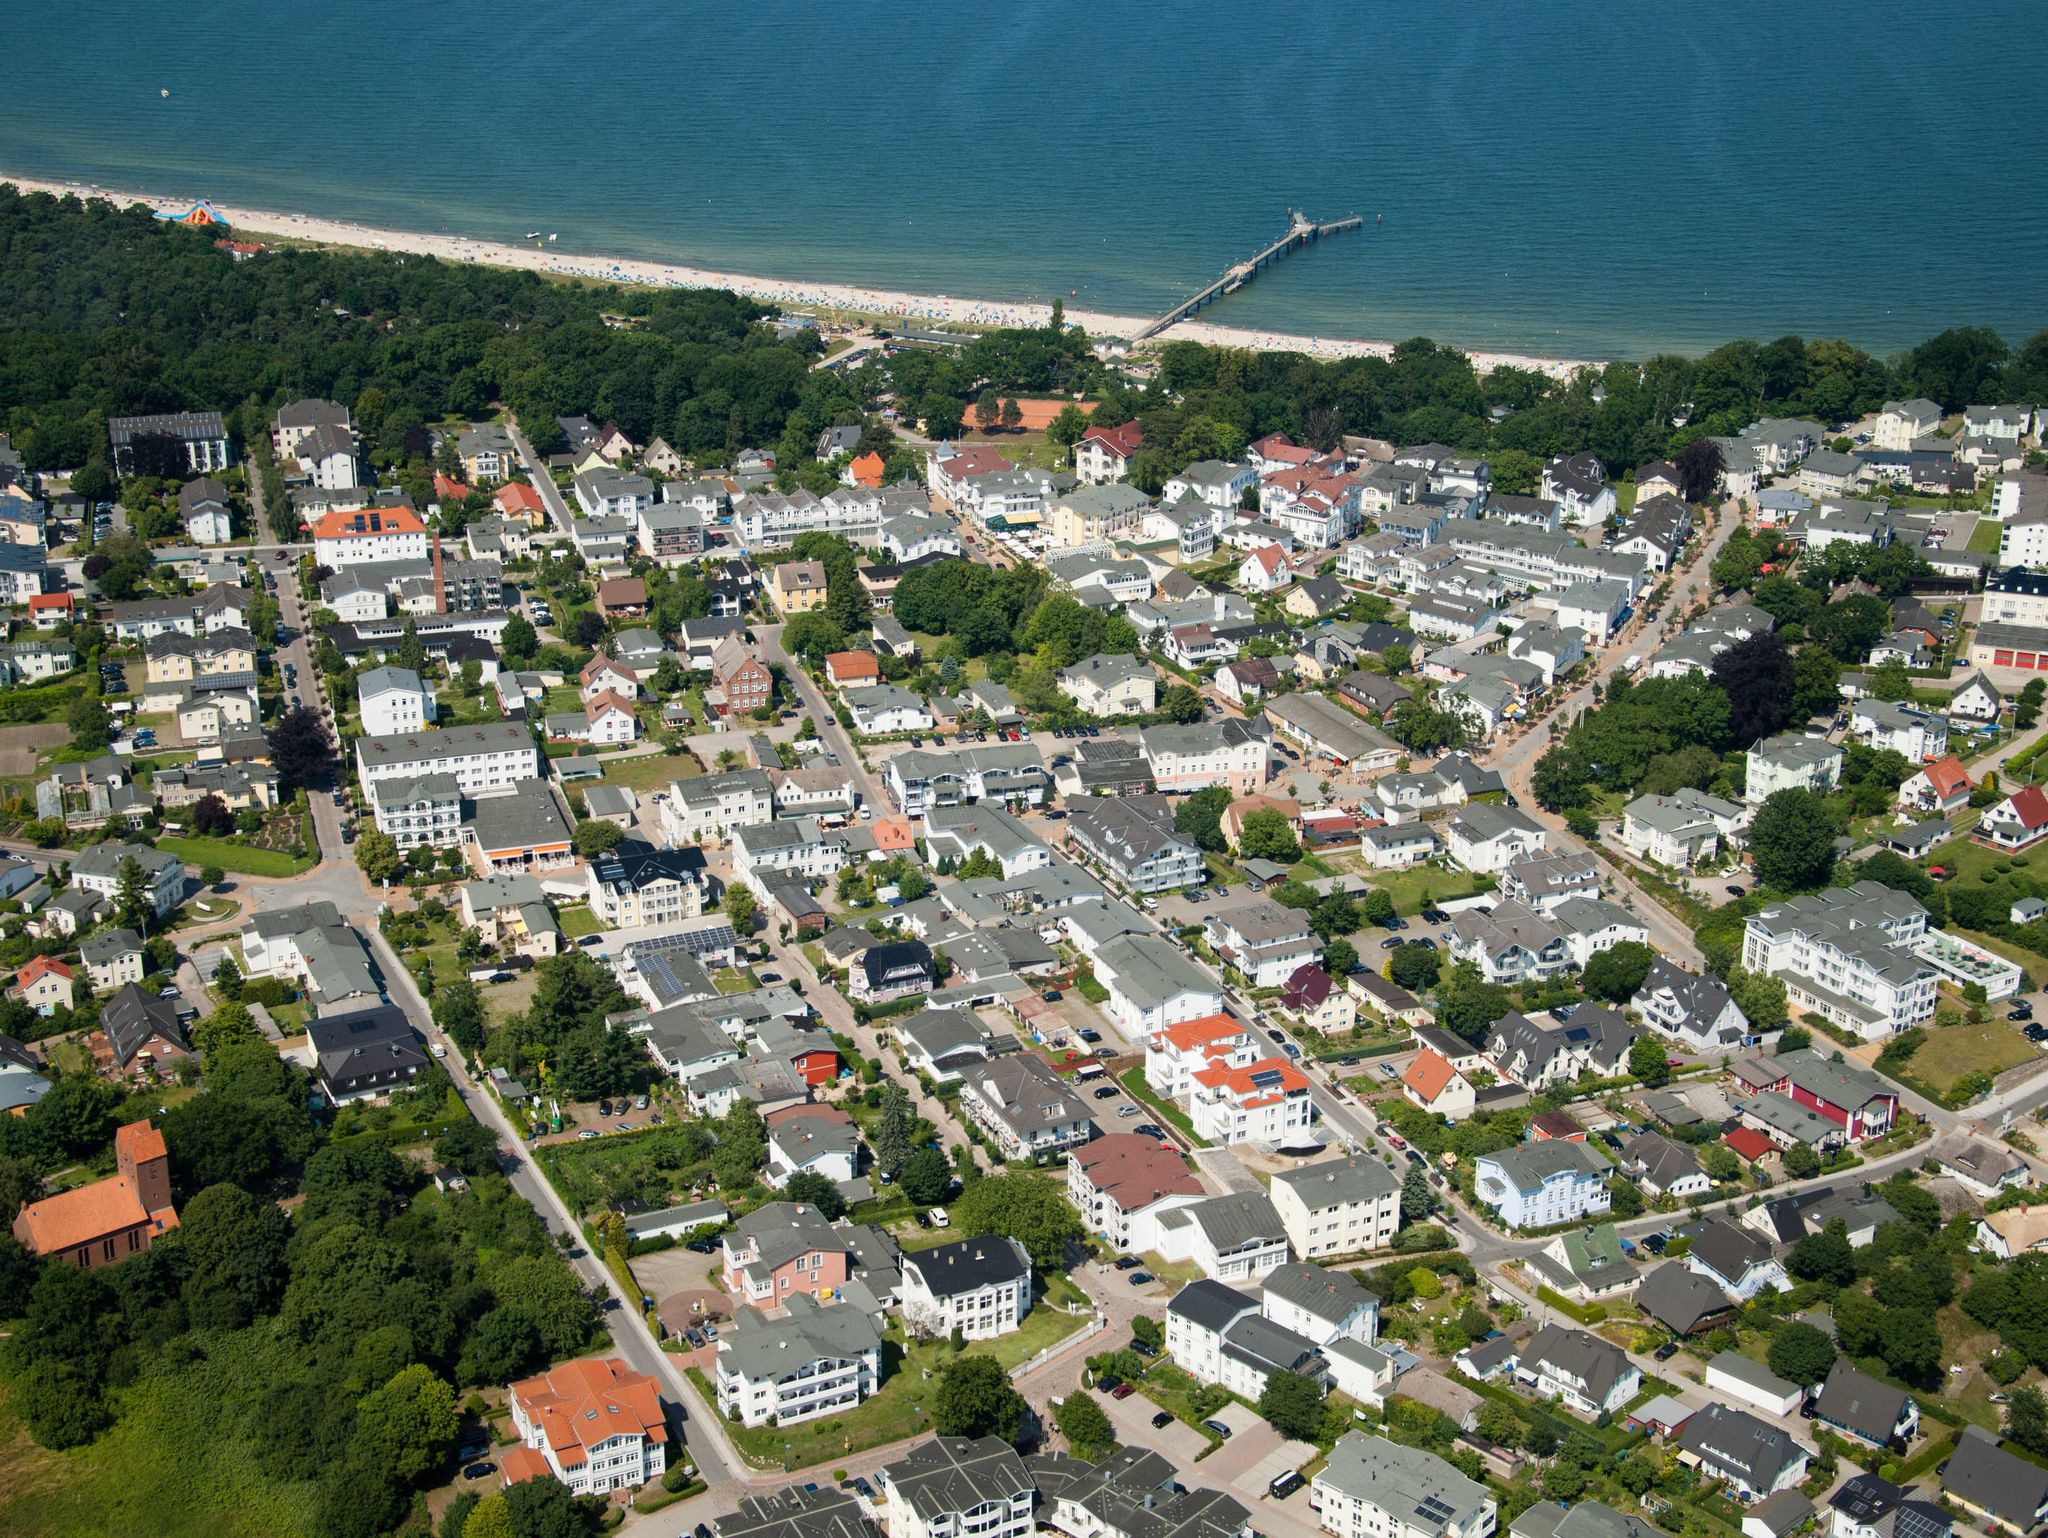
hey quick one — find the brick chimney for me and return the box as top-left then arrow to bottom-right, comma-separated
431,532 -> 447,615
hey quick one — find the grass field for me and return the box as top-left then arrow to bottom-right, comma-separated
1969,519 -> 2006,555
1909,1021 -> 2037,1095
1923,835 -> 2044,885
557,905 -> 603,939
157,837 -> 315,878
596,748 -> 702,794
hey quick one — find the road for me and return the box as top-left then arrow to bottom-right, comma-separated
505,418 -> 577,538
754,620 -> 889,810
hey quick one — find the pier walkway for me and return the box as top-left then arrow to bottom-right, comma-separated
1133,208 -> 1363,340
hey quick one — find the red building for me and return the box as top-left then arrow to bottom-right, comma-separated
14,1121 -> 179,1268
1752,1049 -> 1898,1143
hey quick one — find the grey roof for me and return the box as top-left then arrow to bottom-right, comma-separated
1635,1261 -> 1735,1335
80,927 -> 144,966
1476,1138 -> 1607,1193
1675,1403 -> 1806,1490
1262,1261 -> 1379,1329
305,1003 -> 426,1093
1270,1153 -> 1403,1216
1094,932 -> 1216,1011
1707,1351 -> 1798,1402
70,841 -> 183,882
718,1292 -> 882,1382
880,1436 -> 1034,1523
1689,1219 -> 1774,1286
1814,1358 -> 1911,1444
357,664 -> 426,700
1167,1277 -> 1260,1332
1745,1491 -> 1816,1538
100,983 -> 187,1066
1624,1131 -> 1702,1193
1154,1190 -> 1285,1254
1316,1433 -> 1493,1535
956,1054 -> 1089,1142
1945,1427 -> 2048,1530
1514,1503 -> 1660,1538
1220,1312 -> 1327,1379
465,779 -> 573,853
1520,1323 -> 1636,1406
357,720 -> 535,771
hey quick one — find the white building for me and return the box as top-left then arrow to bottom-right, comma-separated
713,1294 -> 882,1428
355,721 -> 540,799
1152,1191 -> 1290,1283
1066,1133 -> 1208,1253
898,1236 -> 1033,1342
1746,734 -> 1843,805
1473,1142 -> 1610,1229
505,1357 -> 667,1496
1164,1278 -> 1328,1401
880,1437 -> 1036,1538
356,665 -> 435,737
1850,699 -> 1948,762
1312,1435 -> 1497,1538
1741,881 -> 1937,1040
1271,1154 -> 1402,1262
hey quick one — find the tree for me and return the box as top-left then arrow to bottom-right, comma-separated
355,828 -> 404,884
1173,787 -> 1231,853
269,704 -> 335,790
491,1255 -> 601,1361
1401,1160 -> 1436,1219
112,853 -> 154,932
1047,405 -> 1089,455
1749,788 -> 1839,891
1702,1145 -> 1742,1182
1674,438 -> 1725,504
1711,529 -> 1767,592
953,1172 -> 1082,1268
783,1171 -> 847,1220
433,1117 -> 501,1175
1584,941 -> 1655,1003
1360,889 -> 1396,927
1709,633 -> 1796,748
1788,1220 -> 1853,1285
2007,1388 -> 2048,1459
872,1083 -> 914,1178
1628,1035 -> 1671,1088
1791,644 -> 1843,722
1257,1371 -> 1325,1441
933,1355 -> 1027,1440
1055,1390 -> 1116,1459
1236,806 -> 1302,862
66,694 -> 113,752
1324,938 -> 1358,975
395,617 -> 430,676
503,1475 -> 597,1538
572,820 -> 624,858
14,1359 -> 111,1449
973,390 -> 1000,433
1131,1315 -> 1164,1353
999,398 -> 1024,432
1868,657 -> 1914,702
1158,682 -> 1204,724
899,1146 -> 952,1206
501,615 -> 538,665
1812,595 -> 1891,661
723,883 -> 758,935
1783,1141 -> 1821,1179
1389,943 -> 1442,992
435,979 -> 488,1056
781,610 -> 845,661
1766,1321 -> 1837,1387
352,1363 -> 460,1487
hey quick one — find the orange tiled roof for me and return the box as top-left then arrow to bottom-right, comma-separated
1921,755 -> 1971,798
115,1120 -> 168,1164
1154,1013 -> 1248,1053
870,818 -> 915,852
1192,1056 -> 1310,1107
510,1357 -> 665,1467
16,956 -> 73,985
310,504 -> 425,540
1402,1047 -> 1459,1103
27,593 -> 72,611
496,483 -> 545,513
825,650 -> 880,680
499,1445 -> 553,1485
585,689 -> 636,721
14,1173 -> 173,1256
849,451 -> 886,488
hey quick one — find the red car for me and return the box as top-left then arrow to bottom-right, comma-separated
1384,1134 -> 1406,1150
1111,1383 -> 1136,1400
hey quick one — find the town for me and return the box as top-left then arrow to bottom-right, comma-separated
3,187 -> 2048,1538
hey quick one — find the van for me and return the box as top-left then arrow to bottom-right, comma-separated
927,1208 -> 950,1229
1268,1471 -> 1303,1500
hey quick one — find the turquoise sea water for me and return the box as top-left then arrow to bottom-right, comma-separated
10,1 -> 2047,358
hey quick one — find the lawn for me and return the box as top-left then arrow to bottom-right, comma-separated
1324,854 -> 1489,916
1119,1065 -> 1205,1146
1968,519 -> 2006,555
1908,1020 -> 2036,1096
683,1298 -> 1089,1472
597,747 -> 703,795
557,905 -> 603,939
1922,835 -> 2040,885
158,837 -> 315,878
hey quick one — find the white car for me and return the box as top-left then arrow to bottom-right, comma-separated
431,1043 -> 448,1060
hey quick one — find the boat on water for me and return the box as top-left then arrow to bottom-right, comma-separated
547,233 -> 558,242
525,230 -> 541,239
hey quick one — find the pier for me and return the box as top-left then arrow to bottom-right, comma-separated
1132,208 -> 1364,341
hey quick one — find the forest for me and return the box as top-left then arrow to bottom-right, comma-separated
4,185 -> 2047,507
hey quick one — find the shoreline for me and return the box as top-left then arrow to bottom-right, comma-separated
1,171 -> 1596,379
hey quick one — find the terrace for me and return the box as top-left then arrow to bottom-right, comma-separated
1913,930 -> 2025,1000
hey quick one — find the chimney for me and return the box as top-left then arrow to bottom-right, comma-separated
431,532 -> 447,614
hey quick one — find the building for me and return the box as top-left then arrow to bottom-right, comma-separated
356,721 -> 540,799
1850,700 -> 1948,762
1510,1324 -> 1641,1415
1675,1404 -> 1810,1503
1207,898 -> 1319,990
1190,1055 -> 1315,1147
306,1005 -> 427,1105
1525,1224 -> 1636,1303
1065,796 -> 1206,894
1151,1190 -> 1289,1282
357,665 -> 436,736
1620,788 -> 1746,870
311,501 -> 431,568
68,841 -> 186,921
899,1235 -> 1033,1341
1165,1278 -> 1328,1400
1978,783 -> 2048,852
1943,1427 -> 2048,1537
1746,734 -> 1844,804
108,411 -> 231,475
81,929 -> 145,993
1473,1142 -> 1610,1229
1444,804 -> 1549,874
1139,717 -> 1270,794
1740,883 -> 1936,1040
1263,1261 -> 1381,1347
768,560 -> 831,616
851,940 -> 934,1004
502,1357 -> 666,1496
1631,959 -> 1749,1053
1312,1434 -> 1497,1538
1067,1134 -> 1207,1253
1060,653 -> 1157,717
9,956 -> 74,1016
1267,1153 -> 1401,1262
1075,420 -> 1143,484
715,1293 -> 883,1428
1686,1218 -> 1786,1299
1807,1358 -> 1917,1452
12,1120 -> 178,1268
1403,1048 -> 1477,1121
1622,1131 -> 1709,1200
1092,933 -> 1224,1036
1704,1353 -> 1803,1418
957,1053 -> 1092,1162
586,840 -> 713,928
881,1437 -> 1035,1538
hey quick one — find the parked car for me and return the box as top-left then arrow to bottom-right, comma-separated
1266,1029 -> 1286,1044
464,1462 -> 496,1480
1111,1383 -> 1136,1400
1151,1410 -> 1174,1429
1117,1104 -> 1141,1117
1093,1085 -> 1120,1100
1201,1419 -> 1233,1440
1652,1342 -> 1679,1362
1096,1375 -> 1123,1394
1113,1255 -> 1143,1270
1128,1272 -> 1154,1286
1132,1338 -> 1160,1357
850,1476 -> 876,1500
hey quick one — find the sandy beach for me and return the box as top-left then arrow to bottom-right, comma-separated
3,172 -> 1594,378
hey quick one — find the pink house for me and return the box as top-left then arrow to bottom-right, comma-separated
719,1201 -> 857,1307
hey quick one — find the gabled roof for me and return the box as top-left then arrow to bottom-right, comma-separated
1402,1047 -> 1462,1104
1814,1358 -> 1910,1443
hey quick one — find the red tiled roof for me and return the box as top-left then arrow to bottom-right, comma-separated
870,818 -> 915,852
1154,1013 -> 1248,1053
310,504 -> 425,540
1071,1133 -> 1202,1207
509,1357 -> 666,1469
495,482 -> 545,514
849,451 -> 886,488
1193,1056 -> 1311,1107
1724,1126 -> 1774,1162
1080,420 -> 1143,457
2008,784 -> 2048,830
16,956 -> 73,985
27,593 -> 72,611
825,651 -> 881,681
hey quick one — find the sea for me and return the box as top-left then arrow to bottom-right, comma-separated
10,0 -> 2048,361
